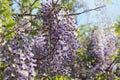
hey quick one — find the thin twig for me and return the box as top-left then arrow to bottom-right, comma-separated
31,0 -> 38,7
5,14 -> 40,36
13,5 -> 105,17
47,0 -> 59,16
13,0 -> 59,17
105,59 -> 116,72
29,0 -> 38,13
13,13 -> 39,17
14,0 -> 21,5
64,5 -> 106,16
8,0 -> 59,37
5,21 -> 29,37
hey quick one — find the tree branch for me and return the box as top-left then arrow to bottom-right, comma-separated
14,0 -> 21,6
64,5 -> 106,16
13,14 -> 39,17
47,0 -> 59,16
13,5 -> 106,17
13,0 -> 59,17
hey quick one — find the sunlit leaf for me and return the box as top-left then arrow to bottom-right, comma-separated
67,1 -> 75,9
5,30 -> 15,40
76,49 -> 83,53
107,0 -> 111,3
6,22 -> 16,29
22,0 -> 29,3
31,3 -> 39,9
110,55 -> 116,60
0,9 -> 7,16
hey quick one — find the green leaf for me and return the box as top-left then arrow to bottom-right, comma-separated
25,29 -> 29,34
67,1 -> 75,9
22,0 -> 29,3
6,22 -> 16,29
76,49 -> 83,53
25,29 -> 39,36
29,31 -> 38,35
0,9 -> 7,16
107,0 -> 111,3
110,55 -> 116,60
30,20 -> 39,27
31,3 -> 39,9
55,76 -> 59,80
59,76 -> 63,80
5,31 -> 15,40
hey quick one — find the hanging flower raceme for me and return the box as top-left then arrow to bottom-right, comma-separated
0,20 -> 36,80
87,27 -> 117,74
33,1 -> 81,77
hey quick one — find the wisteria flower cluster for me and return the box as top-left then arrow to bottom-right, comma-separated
1,35 -> 36,80
0,0 -> 118,80
33,1 -> 81,77
0,19 -> 37,80
87,27 -> 117,74
0,1 -> 81,79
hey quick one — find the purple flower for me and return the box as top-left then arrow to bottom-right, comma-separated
87,28 -> 117,74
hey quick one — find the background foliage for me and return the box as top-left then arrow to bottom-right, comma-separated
0,0 -> 120,80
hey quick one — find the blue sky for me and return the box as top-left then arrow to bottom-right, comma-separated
12,0 -> 120,27
76,0 -> 120,26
